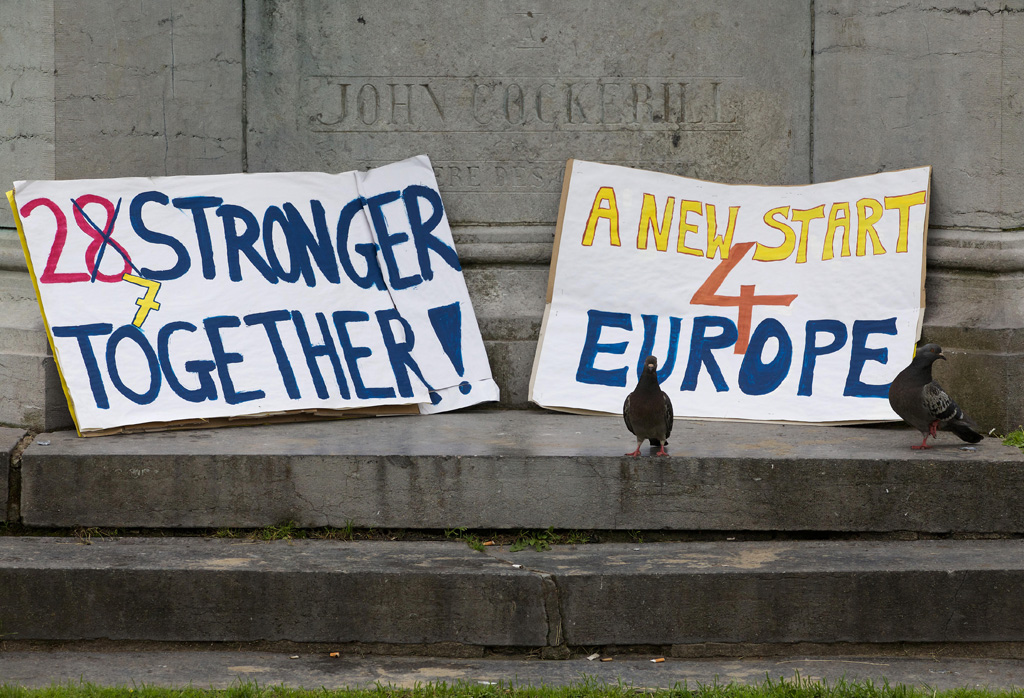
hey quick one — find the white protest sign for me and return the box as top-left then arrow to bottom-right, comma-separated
530,159 -> 931,423
11,155 -> 498,434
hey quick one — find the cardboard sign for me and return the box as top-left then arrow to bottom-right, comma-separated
530,159 -> 931,423
10,155 -> 498,434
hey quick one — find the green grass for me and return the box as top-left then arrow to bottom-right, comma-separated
1,677 -> 1023,698
1002,427 -> 1024,451
442,527 -> 599,552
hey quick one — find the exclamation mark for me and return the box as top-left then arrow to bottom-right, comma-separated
428,301 -> 472,399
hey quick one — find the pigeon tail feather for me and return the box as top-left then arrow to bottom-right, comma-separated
948,419 -> 983,444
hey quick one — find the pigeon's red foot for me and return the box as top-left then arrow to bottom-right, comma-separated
912,436 -> 932,450
626,447 -> 642,457
654,445 -> 669,456
928,420 -> 939,437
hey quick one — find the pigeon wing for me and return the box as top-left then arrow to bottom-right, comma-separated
924,380 -> 983,443
922,381 -> 957,422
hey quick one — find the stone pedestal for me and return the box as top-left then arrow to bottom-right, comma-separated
0,1 -> 1020,431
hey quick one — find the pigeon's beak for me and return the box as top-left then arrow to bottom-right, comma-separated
937,353 -> 947,361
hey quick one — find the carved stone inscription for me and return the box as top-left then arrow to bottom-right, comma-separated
307,78 -> 740,132
246,2 -> 810,224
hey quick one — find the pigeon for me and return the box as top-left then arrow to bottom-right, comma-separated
888,343 -> 983,450
623,355 -> 674,456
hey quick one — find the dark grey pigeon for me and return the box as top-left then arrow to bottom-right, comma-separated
623,355 -> 674,456
888,343 -> 983,450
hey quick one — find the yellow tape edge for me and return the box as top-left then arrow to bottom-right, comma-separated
6,189 -> 83,436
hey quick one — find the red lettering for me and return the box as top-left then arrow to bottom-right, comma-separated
72,195 -> 133,282
21,198 -> 90,284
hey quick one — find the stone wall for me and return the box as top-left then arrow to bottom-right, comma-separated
0,1 -> 1020,431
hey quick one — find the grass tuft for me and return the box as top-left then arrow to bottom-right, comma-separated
1002,427 -> 1024,451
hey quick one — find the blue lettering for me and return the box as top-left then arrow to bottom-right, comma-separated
171,196 -> 222,280
203,315 -> 265,405
157,321 -> 218,403
262,206 -> 302,284
738,318 -> 792,395
798,319 -> 848,396
844,317 -> 898,398
293,200 -> 342,286
217,204 -> 278,283
376,307 -> 432,399
336,197 -> 386,290
332,310 -> 396,400
403,184 -> 460,280
244,310 -> 301,399
263,203 -> 343,288
51,323 -> 113,409
576,309 -> 631,387
637,314 -> 681,382
681,316 -> 738,392
366,190 -> 422,290
291,310 -> 350,400
105,324 -> 161,405
130,191 -> 190,281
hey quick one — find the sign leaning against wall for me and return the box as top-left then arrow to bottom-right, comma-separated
530,159 -> 931,424
10,155 -> 499,435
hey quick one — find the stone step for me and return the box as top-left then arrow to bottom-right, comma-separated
13,411 -> 1024,531
3,536 -> 1024,648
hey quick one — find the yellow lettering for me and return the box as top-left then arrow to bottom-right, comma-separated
822,202 -> 851,261
753,206 -> 795,262
122,274 -> 163,328
581,186 -> 620,246
637,193 -> 675,251
791,205 -> 825,264
706,204 -> 739,260
884,190 -> 927,253
856,197 -> 885,256
677,200 -> 703,256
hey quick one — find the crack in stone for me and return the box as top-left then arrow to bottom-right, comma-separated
942,570 -> 968,639
483,548 -> 565,648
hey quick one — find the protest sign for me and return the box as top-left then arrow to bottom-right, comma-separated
530,159 -> 930,423
10,155 -> 499,435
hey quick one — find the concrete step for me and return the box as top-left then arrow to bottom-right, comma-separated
12,411 -> 1024,531
3,536 -> 1024,649
5,648 -> 1024,691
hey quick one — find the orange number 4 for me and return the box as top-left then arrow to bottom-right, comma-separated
690,241 -> 798,354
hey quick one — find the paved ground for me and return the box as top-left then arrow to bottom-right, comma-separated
2,649 -> 1024,691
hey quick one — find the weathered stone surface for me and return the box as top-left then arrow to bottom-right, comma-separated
246,1 -> 812,224
7,652 -> 1024,692
924,267 -> 1024,430
507,540 -> 1024,645
52,0 -> 244,180
813,1 -> 1023,230
0,0 -> 55,230
9,650 -> 1024,692
3,536 -> 1024,647
463,260 -> 547,404
0,537 -> 549,644
0,271 -> 71,431
0,1 -> 245,429
2,1 -> 1022,432
20,412 -> 1024,530
0,426 -> 26,520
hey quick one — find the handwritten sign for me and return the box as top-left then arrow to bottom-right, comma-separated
10,155 -> 499,434
530,159 -> 930,423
